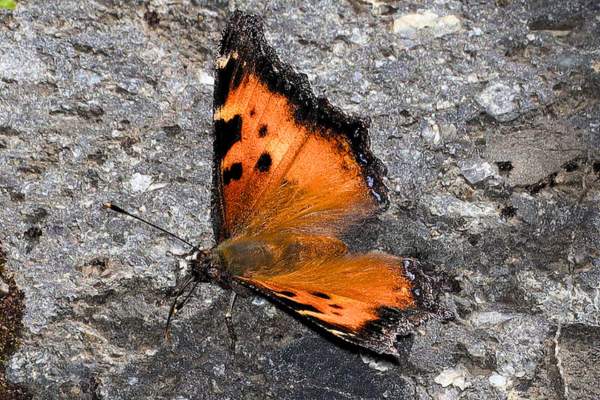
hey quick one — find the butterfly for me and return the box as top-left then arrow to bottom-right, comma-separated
110,11 -> 453,358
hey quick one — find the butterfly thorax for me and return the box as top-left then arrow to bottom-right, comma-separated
188,240 -> 279,288
215,237 -> 276,277
213,234 -> 348,279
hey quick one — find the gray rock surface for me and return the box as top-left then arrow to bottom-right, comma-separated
1,0 -> 599,399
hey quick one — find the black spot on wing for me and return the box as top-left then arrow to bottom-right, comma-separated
329,304 -> 343,310
214,115 -> 242,159
223,162 -> 243,185
276,290 -> 296,298
255,152 -> 272,172
276,296 -> 321,314
250,108 -> 256,116
258,124 -> 268,137
310,291 -> 331,299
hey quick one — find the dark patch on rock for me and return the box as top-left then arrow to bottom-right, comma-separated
500,205 -> 517,219
24,208 -> 48,224
0,126 -> 21,136
143,10 -> 160,27
86,150 -> 107,165
163,125 -> 182,137
24,227 -> 42,253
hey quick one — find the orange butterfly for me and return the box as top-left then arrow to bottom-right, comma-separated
188,11 -> 453,357
110,11 -> 453,357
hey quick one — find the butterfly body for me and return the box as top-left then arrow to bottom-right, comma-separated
182,11 -> 453,357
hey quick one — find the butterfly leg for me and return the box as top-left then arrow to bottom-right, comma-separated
224,292 -> 237,353
164,276 -> 199,341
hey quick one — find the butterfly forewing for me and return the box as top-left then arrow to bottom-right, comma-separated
212,12 -> 387,241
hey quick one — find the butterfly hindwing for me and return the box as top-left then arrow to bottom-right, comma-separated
235,254 -> 438,357
212,12 -> 388,241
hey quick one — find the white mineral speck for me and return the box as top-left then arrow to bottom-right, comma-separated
434,365 -> 471,390
129,173 -> 153,193
476,82 -> 521,122
393,11 -> 462,39
197,70 -> 214,86
489,372 -> 509,388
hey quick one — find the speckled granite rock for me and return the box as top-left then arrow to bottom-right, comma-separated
0,0 -> 599,399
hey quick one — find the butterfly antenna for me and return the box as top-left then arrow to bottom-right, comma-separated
103,202 -> 199,251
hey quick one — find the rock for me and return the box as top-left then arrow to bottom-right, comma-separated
129,173 -> 153,193
557,325 -> 600,399
421,119 -> 443,147
360,353 -> 394,372
488,372 -> 509,389
425,195 -> 498,219
393,11 -> 462,39
434,365 -> 472,390
197,70 -> 214,86
0,42 -> 47,83
485,124 -> 584,186
0,278 -> 9,297
1,1 -> 599,399
458,157 -> 496,184
470,313 -> 551,381
476,82 -> 521,122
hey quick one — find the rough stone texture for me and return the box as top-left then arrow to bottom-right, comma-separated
0,0 -> 599,399
0,243 -> 28,400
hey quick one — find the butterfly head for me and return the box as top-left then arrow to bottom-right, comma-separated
187,248 -> 233,289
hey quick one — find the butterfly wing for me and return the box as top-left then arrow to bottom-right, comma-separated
212,12 -> 387,241
235,253 -> 440,357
